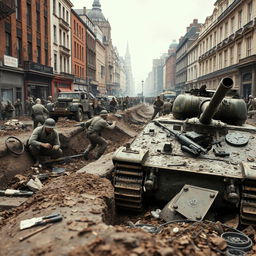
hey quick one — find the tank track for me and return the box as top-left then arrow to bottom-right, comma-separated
240,180 -> 256,225
113,163 -> 144,210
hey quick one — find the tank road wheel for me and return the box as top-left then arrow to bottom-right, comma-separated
74,108 -> 83,122
113,164 -> 144,211
240,180 -> 256,225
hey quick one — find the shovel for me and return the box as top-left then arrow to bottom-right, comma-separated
20,213 -> 63,230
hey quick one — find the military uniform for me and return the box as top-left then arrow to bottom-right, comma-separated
32,103 -> 49,128
5,101 -> 15,120
151,98 -> 164,119
14,99 -> 22,116
28,125 -> 62,160
83,115 -> 115,160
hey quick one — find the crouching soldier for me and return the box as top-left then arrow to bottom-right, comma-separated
28,118 -> 62,166
83,110 -> 116,160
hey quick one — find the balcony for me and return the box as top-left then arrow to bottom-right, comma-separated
59,45 -> 70,56
0,0 -> 16,20
59,18 -> 69,31
60,72 -> 74,80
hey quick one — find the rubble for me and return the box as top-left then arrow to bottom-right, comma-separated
1,119 -> 26,131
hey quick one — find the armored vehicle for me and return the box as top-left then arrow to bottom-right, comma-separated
113,77 -> 256,225
47,92 -> 92,122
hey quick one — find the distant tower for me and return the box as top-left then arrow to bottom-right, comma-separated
124,43 -> 135,96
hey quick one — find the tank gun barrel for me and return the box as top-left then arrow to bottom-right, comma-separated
199,77 -> 233,125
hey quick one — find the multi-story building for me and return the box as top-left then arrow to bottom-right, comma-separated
94,25 -> 106,95
144,71 -> 154,97
71,9 -> 87,92
164,40 -> 178,91
175,19 -> 201,94
186,40 -> 199,90
50,0 -> 73,97
75,8 -> 97,95
0,0 -> 52,106
124,43 -> 135,96
196,0 -> 256,98
119,57 -> 126,95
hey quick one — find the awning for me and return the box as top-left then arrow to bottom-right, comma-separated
58,87 -> 72,92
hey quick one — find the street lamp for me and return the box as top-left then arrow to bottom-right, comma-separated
141,80 -> 144,103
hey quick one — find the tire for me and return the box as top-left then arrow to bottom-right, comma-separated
74,108 -> 83,122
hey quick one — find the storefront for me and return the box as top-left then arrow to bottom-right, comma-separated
52,73 -> 74,99
0,55 -> 24,105
24,61 -> 53,101
73,77 -> 88,92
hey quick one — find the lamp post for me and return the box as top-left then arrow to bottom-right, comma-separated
141,80 -> 144,103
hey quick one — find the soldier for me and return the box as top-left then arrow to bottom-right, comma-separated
83,110 -> 116,160
109,97 -> 118,113
5,100 -> 15,120
28,118 -> 62,166
31,98 -> 49,128
151,96 -> 164,120
47,95 -> 53,104
25,97 -> 34,116
14,98 -> 22,117
122,96 -> 129,110
0,100 -> 4,120
162,99 -> 173,115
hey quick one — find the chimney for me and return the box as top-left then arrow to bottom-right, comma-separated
193,19 -> 198,24
83,7 -> 86,15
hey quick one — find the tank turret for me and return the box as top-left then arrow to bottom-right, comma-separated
199,77 -> 233,125
172,78 -> 247,125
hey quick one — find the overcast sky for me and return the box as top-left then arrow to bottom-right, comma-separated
73,0 -> 216,92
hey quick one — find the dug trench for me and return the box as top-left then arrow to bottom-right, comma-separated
0,105 -> 256,256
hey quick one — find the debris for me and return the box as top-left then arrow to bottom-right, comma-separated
150,209 -> 161,219
0,189 -> 33,196
19,224 -> 52,242
173,227 -> 179,233
52,167 -> 66,175
2,120 -> 26,130
20,213 -> 63,230
209,236 -> 227,250
26,177 -> 43,191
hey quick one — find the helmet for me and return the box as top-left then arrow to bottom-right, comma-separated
44,118 -> 56,128
35,98 -> 41,104
100,110 -> 108,116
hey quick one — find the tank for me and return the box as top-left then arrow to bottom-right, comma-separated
112,77 -> 256,226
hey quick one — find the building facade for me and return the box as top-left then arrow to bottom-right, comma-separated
175,19 -> 201,94
50,0 -> 73,97
0,0 -> 52,107
196,0 -> 256,99
71,9 -> 87,92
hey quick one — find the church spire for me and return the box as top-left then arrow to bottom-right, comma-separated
92,0 -> 101,10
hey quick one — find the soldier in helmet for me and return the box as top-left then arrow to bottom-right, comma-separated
31,98 -> 49,128
82,110 -> 116,160
28,118 -> 62,166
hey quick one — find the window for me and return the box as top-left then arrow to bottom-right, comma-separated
225,22 -> 228,38
53,25 -> 57,43
60,55 -> 62,71
27,2 -> 32,26
214,31 -> 217,45
230,17 -> 235,33
45,49 -> 48,65
66,11 -> 69,23
246,37 -> 252,57
59,3 -> 61,17
219,26 -> 223,42
36,10 -> 40,31
219,53 -> 222,69
27,41 -> 32,61
238,10 -> 242,29
74,42 -> 76,58
16,0 -> 21,20
63,32 -> 65,46
209,35 -> 212,48
247,1 -> 252,22
54,54 -> 57,71
230,46 -> 234,65
64,57 -> 66,72
224,50 -> 228,67
67,59 -> 69,73
37,46 -> 41,63
74,21 -> 76,34
17,37 -> 22,63
62,7 -> 65,20
59,29 -> 62,45
44,17 -> 48,36
5,32 -> 11,55
67,35 -> 69,48
237,43 -> 241,61
53,0 -> 56,14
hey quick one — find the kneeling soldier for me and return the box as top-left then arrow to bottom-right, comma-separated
28,118 -> 62,166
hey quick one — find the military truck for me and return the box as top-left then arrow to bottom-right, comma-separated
47,92 -> 92,122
